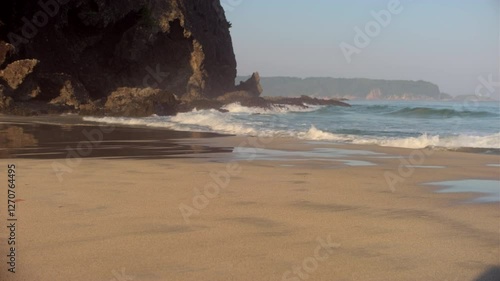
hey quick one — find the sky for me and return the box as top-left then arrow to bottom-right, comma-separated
223,0 -> 500,97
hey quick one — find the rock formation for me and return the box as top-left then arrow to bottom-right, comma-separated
0,1 -> 349,116
235,72 -> 263,97
39,73 -> 91,109
105,87 -> 178,117
0,59 -> 41,101
0,0 -> 237,116
216,72 -> 264,104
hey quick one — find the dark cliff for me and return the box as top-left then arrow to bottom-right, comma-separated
0,0 -> 237,115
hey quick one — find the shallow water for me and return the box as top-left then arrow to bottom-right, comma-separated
231,147 -> 382,162
406,165 -> 445,169
426,180 -> 500,203
335,159 -> 376,166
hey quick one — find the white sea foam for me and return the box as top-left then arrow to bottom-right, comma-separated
169,109 -> 260,135
351,132 -> 500,149
352,133 -> 442,149
296,126 -> 500,149
84,116 -> 175,128
84,108 -> 500,150
221,102 -> 324,114
85,109 -> 258,135
297,126 -> 350,141
432,133 -> 500,149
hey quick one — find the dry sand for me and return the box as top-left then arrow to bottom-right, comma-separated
0,126 -> 499,280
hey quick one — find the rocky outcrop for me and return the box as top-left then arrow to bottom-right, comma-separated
216,91 -> 255,104
0,59 -> 41,101
0,59 -> 38,90
235,72 -> 263,98
39,73 -> 91,109
0,0 -> 237,115
105,87 -> 178,117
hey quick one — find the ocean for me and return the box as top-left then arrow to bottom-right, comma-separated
84,100 -> 500,152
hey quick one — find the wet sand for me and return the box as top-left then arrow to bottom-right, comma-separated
0,117 -> 499,281
0,115 -> 232,160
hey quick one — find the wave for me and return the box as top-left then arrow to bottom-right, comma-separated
298,126 -> 349,141
299,128 -> 500,150
85,109 -> 300,138
85,109 -> 263,136
355,104 -> 394,112
387,107 -> 498,118
221,102 -> 324,114
84,110 -> 500,151
168,109 -> 262,135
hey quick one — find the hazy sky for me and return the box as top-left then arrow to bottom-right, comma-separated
223,0 -> 499,97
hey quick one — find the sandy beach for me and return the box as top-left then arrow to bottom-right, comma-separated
0,119 -> 499,281
1,0 -> 498,280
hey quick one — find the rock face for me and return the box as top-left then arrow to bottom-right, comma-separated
0,0 -> 237,115
39,73 -> 91,109
0,60 -> 39,90
0,2 -> 349,116
105,87 -> 178,117
0,59 -> 41,101
216,91 -> 255,104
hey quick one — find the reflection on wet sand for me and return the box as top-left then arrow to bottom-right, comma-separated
0,120 -> 231,159
0,125 -> 39,158
0,125 -> 39,148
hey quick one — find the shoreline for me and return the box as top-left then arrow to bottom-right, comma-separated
2,114 -> 499,157
0,115 -> 499,280
1,115 -> 499,200
1,115 -> 499,189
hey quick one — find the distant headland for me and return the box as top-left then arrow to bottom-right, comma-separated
238,76 -> 446,101
237,76 -> 498,102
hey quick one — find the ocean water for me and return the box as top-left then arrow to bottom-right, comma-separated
84,100 -> 500,151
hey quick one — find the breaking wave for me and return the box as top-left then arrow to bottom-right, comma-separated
386,107 -> 498,118
84,105 -> 500,151
297,126 -> 500,150
221,102 -> 324,114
